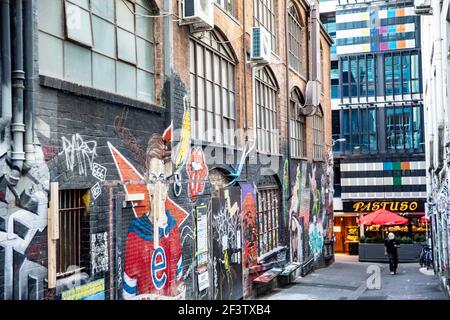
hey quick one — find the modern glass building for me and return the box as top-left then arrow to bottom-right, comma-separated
320,0 -> 427,255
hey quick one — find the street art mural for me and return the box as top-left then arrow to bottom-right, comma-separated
211,186 -> 243,300
287,159 -> 334,265
309,164 -> 325,259
173,98 -> 192,197
0,147 -> 50,300
289,163 -> 308,264
186,147 -> 208,203
108,127 -> 190,300
241,184 -> 258,299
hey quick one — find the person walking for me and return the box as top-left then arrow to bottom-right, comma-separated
384,232 -> 400,275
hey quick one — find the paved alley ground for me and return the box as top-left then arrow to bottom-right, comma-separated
257,254 -> 449,300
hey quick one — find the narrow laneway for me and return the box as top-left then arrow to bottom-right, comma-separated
257,255 -> 449,300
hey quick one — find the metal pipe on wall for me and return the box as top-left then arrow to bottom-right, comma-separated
9,0 -> 26,186
0,0 -> 12,135
23,0 -> 35,164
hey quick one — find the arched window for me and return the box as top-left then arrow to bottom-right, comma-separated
256,67 -> 279,153
189,30 -> 236,145
253,0 -> 277,53
288,3 -> 307,76
313,106 -> 325,160
290,88 -> 306,158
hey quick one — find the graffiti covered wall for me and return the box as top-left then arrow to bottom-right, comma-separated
0,146 -> 50,300
287,157 -> 334,268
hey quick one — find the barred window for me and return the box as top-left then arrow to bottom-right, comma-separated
290,88 -> 306,158
57,189 -> 89,278
190,30 -> 236,145
215,0 -> 236,16
313,106 -> 324,160
256,67 -> 279,154
287,3 -> 306,76
253,0 -> 277,53
256,187 -> 280,256
38,0 -> 156,103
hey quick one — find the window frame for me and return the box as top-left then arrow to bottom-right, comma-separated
255,67 -> 279,154
256,187 -> 281,256
56,189 -> 89,279
312,106 -> 325,161
38,0 -> 156,103
253,0 -> 277,54
290,88 -> 306,158
287,2 -> 306,76
189,30 -> 237,146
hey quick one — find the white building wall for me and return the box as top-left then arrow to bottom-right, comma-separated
420,0 -> 450,296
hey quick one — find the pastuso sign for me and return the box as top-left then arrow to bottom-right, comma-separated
343,200 -> 425,214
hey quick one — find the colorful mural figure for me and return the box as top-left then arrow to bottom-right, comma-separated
241,184 -> 258,299
289,164 -> 304,264
173,98 -> 191,197
308,164 -> 325,259
108,127 -> 189,300
186,147 -> 208,202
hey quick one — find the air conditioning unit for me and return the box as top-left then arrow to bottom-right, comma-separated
250,27 -> 271,64
180,0 -> 214,31
414,0 -> 433,15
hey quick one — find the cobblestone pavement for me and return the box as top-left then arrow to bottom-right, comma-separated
257,254 -> 449,300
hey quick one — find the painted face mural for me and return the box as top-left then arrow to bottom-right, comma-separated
108,127 -> 189,300
186,147 -> 208,202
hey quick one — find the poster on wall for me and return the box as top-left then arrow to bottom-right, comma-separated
61,279 -> 105,300
196,204 -> 209,267
91,232 -> 109,274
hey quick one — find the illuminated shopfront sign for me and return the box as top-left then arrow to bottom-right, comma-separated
343,200 -> 425,213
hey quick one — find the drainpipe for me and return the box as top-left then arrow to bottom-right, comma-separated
0,0 -> 12,134
243,0 -> 248,180
284,0 -> 292,249
23,0 -> 35,164
9,0 -> 26,186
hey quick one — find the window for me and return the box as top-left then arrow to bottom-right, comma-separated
386,105 -> 423,151
57,189 -> 89,277
253,0 -> 277,53
342,107 -> 378,153
38,0 -> 156,103
313,106 -> 324,160
256,67 -> 279,153
256,187 -> 280,256
215,0 -> 235,16
384,51 -> 420,96
290,88 -> 306,158
190,30 -> 236,145
288,3 -> 306,76
340,55 -> 377,99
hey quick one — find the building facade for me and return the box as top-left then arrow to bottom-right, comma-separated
419,0 -> 450,296
0,0 -> 333,300
320,0 -> 427,254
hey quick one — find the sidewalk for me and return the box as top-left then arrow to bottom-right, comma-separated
257,254 -> 448,300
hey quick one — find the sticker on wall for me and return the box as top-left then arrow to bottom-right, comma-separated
186,147 -> 208,202
91,232 -> 109,274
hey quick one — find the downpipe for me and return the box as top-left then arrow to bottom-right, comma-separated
0,0 -> 12,133
23,0 -> 35,165
9,0 -> 26,186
